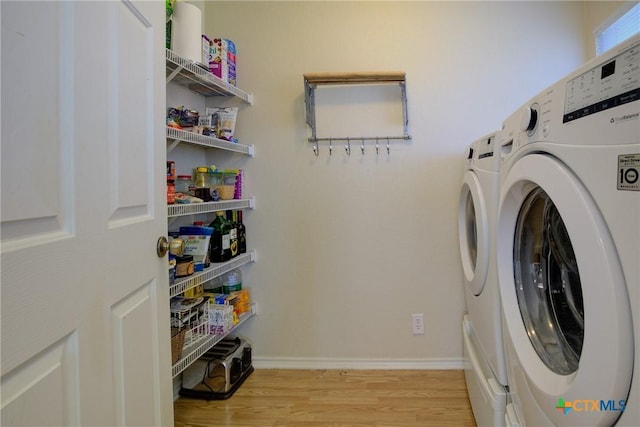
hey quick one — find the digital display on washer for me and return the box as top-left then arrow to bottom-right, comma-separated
601,60 -> 616,79
563,43 -> 639,123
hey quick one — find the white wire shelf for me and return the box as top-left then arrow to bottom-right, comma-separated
166,49 -> 253,104
168,197 -> 255,218
166,127 -> 255,156
171,305 -> 256,378
170,250 -> 257,298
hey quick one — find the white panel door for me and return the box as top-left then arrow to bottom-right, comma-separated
0,1 -> 172,426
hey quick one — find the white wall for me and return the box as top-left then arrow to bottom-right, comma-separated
200,1 -> 587,368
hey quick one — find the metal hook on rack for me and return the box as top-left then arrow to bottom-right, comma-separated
375,138 -> 379,155
360,138 -> 365,155
386,137 -> 390,155
329,138 -> 333,156
345,137 -> 351,155
313,139 -> 319,156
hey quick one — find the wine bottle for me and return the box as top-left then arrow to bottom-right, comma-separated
209,211 -> 231,262
237,210 -> 247,254
226,210 -> 238,258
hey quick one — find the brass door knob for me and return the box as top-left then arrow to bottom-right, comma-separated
157,236 -> 185,257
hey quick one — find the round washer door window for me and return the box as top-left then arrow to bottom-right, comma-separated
513,187 -> 584,375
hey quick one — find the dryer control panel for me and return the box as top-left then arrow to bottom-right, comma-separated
564,41 -> 639,123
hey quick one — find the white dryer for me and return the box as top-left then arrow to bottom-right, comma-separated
459,131 -> 508,426
497,33 -> 639,426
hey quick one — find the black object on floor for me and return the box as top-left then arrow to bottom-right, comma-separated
179,336 -> 253,400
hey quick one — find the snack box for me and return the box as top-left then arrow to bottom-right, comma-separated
209,38 -> 227,81
202,35 -> 211,68
184,283 -> 204,299
202,292 -> 228,305
226,39 -> 236,86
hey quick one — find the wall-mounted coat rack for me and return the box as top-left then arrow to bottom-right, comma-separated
304,71 -> 411,156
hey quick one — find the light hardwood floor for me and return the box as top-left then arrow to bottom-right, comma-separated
174,369 -> 477,426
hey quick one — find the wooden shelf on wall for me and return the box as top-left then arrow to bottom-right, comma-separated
303,71 -> 406,85
303,71 -> 410,149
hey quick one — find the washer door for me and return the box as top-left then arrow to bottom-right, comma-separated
459,170 -> 489,296
497,154 -> 633,426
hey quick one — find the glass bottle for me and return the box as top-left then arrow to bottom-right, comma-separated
209,211 -> 231,262
194,167 -> 208,187
226,210 -> 238,258
194,167 -> 211,202
237,210 -> 247,254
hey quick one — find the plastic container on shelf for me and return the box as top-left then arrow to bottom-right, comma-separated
217,185 -> 234,200
208,171 -> 224,188
223,172 -> 236,186
217,172 -> 236,200
176,175 -> 193,194
179,225 -> 213,272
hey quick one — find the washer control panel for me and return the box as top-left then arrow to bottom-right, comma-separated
564,41 -> 639,123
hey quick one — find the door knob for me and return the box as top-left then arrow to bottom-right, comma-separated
157,236 -> 185,257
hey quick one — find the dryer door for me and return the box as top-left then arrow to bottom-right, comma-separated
459,170 -> 489,296
497,154 -> 633,426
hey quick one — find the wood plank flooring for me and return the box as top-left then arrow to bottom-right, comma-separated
174,369 -> 477,427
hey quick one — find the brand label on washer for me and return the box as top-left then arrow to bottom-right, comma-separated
618,154 -> 640,191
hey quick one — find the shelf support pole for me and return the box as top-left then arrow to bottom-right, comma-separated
400,81 -> 409,138
305,81 -> 317,141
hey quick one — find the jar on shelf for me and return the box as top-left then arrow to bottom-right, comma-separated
193,167 -> 212,202
167,179 -> 176,204
194,167 -> 208,188
217,172 -> 236,200
175,255 -> 194,278
176,175 -> 192,194
167,161 -> 175,181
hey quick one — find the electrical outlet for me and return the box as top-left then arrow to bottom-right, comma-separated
412,313 -> 425,335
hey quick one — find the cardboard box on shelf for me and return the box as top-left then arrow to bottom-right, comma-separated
209,38 -> 227,82
226,39 -> 236,86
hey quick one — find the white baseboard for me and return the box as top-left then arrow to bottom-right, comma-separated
252,357 -> 464,370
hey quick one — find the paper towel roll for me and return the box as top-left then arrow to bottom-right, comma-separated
171,2 -> 202,65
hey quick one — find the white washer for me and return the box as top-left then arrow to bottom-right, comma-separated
459,131 -> 508,426
497,33 -> 639,426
